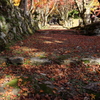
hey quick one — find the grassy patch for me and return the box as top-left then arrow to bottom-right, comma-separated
5,78 -> 19,88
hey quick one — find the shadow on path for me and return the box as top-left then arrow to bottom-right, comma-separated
0,28 -> 100,100
1,28 -> 100,59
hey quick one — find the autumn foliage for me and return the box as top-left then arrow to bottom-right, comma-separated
0,29 -> 100,99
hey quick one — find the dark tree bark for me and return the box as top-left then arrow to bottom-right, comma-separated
19,0 -> 28,15
98,0 -> 100,3
19,0 -> 25,9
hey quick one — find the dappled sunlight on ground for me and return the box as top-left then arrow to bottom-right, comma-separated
0,29 -> 100,99
43,40 -> 53,44
1,30 -> 100,58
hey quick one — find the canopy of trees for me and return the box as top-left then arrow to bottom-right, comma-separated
2,0 -> 100,27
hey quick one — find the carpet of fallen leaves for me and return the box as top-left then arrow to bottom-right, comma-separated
0,29 -> 100,100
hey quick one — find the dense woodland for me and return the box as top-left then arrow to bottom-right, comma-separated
1,0 -> 100,50
0,0 -> 100,100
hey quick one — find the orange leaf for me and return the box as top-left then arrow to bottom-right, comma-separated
40,90 -> 44,92
53,90 -> 56,94
18,78 -> 23,82
22,87 -> 29,91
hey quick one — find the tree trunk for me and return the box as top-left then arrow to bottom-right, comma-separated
44,15 -> 48,26
74,0 -> 87,26
24,0 -> 28,15
19,0 -> 28,15
19,0 -> 25,9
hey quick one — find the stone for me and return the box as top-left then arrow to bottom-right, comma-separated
63,59 -> 78,66
82,57 -> 100,65
0,2 -> 38,52
6,57 -> 24,65
81,58 -> 91,64
93,28 -> 100,35
83,82 -> 100,92
90,58 -> 100,65
44,81 -> 52,85
30,57 -> 51,65
40,73 -> 46,76
0,32 -> 7,44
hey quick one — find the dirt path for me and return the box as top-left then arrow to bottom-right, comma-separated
1,28 -> 100,58
47,25 -> 67,30
0,29 -> 100,100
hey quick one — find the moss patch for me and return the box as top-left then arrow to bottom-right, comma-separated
5,78 -> 19,88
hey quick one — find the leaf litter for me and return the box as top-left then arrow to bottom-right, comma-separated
0,30 -> 100,100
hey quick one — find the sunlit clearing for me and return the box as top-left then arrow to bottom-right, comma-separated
43,41 -> 53,44
21,46 -> 38,52
54,40 -> 63,43
33,52 -> 47,57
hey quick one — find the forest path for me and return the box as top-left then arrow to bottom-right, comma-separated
0,28 -> 100,100
1,28 -> 100,58
39,24 -> 80,35
47,25 -> 67,30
